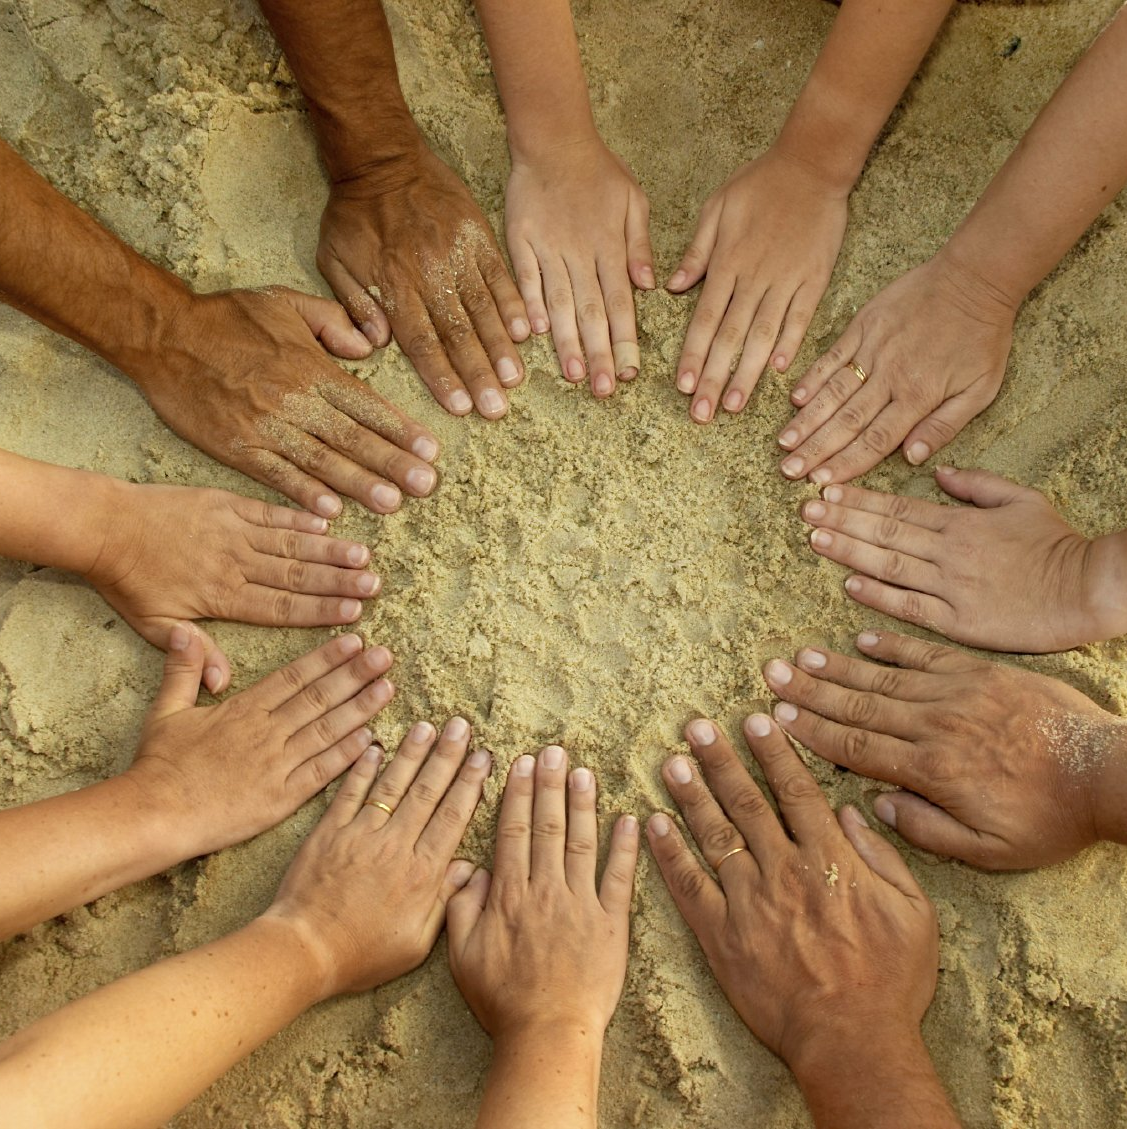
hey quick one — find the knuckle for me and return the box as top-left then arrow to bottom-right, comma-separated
404,330 -> 442,360
546,286 -> 574,312
460,285 -> 494,319
702,823 -> 742,856
729,786 -> 770,823
279,530 -> 302,560
841,725 -> 876,768
673,861 -> 710,903
773,769 -> 820,806
499,819 -> 531,843
565,832 -> 597,856
284,559 -> 310,590
271,589 -> 296,621
869,666 -> 907,697
841,692 -> 880,727
887,494 -> 917,522
898,591 -> 928,624
876,516 -> 903,545
532,815 -> 566,839
604,289 -> 633,317
882,552 -> 908,583
747,319 -> 777,344
835,402 -> 868,431
442,319 -> 475,349
576,300 -> 605,326
312,716 -> 338,747
716,322 -> 744,349
277,662 -> 306,696
409,780 -> 444,807
860,423 -> 892,454
300,678 -> 332,715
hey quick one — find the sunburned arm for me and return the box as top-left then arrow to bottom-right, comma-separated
937,6 -> 1127,305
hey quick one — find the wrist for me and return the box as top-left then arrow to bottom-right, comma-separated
931,236 -> 1029,318
77,476 -> 145,587
507,115 -> 601,166
1090,717 -> 1127,846
252,910 -> 343,1006
492,1015 -> 606,1053
1081,530 -> 1127,644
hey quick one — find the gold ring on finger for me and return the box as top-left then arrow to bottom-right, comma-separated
364,799 -> 395,816
714,845 -> 749,870
846,360 -> 869,385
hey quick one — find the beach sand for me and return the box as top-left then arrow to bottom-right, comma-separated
1,0 -> 1126,1125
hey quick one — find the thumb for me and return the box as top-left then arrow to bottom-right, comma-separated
149,622 -> 206,719
625,191 -> 656,291
446,867 -> 491,954
933,465 -> 1030,509
837,805 -> 923,899
900,385 -> 995,467
283,288 -> 374,359
666,204 -> 719,292
872,791 -> 1002,869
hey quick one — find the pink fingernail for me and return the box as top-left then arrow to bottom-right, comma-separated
204,666 -> 223,692
169,623 -> 191,652
745,713 -> 772,738
668,271 -> 688,290
676,371 -> 696,393
316,495 -> 341,518
340,598 -> 362,620
774,702 -> 798,724
566,358 -> 586,383
809,468 -> 832,486
412,436 -> 439,462
779,430 -> 799,449
649,813 -> 672,837
513,754 -> 535,777
780,457 -> 804,479
449,390 -> 474,414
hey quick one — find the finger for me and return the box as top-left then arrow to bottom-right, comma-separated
232,586 -> 367,628
137,616 -> 231,696
646,812 -> 727,934
493,753 -> 536,884
243,448 -> 343,522
598,253 -> 640,383
625,190 -> 655,291
770,281 -> 819,374
429,286 -> 509,420
148,622 -> 205,718
416,744 -> 493,859
786,319 -> 863,412
667,202 -> 719,293
564,766 -> 598,893
872,791 -> 1005,869
509,238 -> 550,336
841,575 -> 954,636
598,814 -> 640,916
804,526 -> 943,595
692,286 -> 760,423
901,384 -> 997,467
808,400 -> 923,486
541,255 -> 586,384
363,719 -> 437,815
446,866 -> 492,953
390,293 -> 476,417
720,290 -> 789,415
238,498 -> 333,536
933,465 -> 1031,509
285,290 -> 374,360
676,272 -> 735,404
245,525 -> 373,571
854,629 -> 982,675
254,633 -> 365,711
289,725 -> 377,803
317,259 -> 391,347
780,382 -> 887,483
275,644 -> 394,733
742,714 -> 841,845
194,624 -> 232,695
837,805 -> 928,899
791,646 -> 939,703
477,240 -> 531,344
245,554 -> 380,602
684,718 -> 787,858
570,260 -> 615,398
460,262 -> 526,390
531,745 -> 569,878
815,483 -> 949,533
325,741 -> 384,827
661,754 -> 749,873
288,672 -> 394,762
319,380 -> 441,466
384,715 -> 474,836
801,495 -> 943,559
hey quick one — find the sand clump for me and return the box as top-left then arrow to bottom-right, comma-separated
1,1 -> 1126,1126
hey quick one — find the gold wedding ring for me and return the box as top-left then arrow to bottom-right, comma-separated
714,845 -> 749,870
364,799 -> 395,816
846,359 -> 869,385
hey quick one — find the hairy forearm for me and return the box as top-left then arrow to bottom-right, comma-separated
473,0 -> 596,160
477,1025 -> 602,1129
0,138 -> 191,384
774,0 -> 953,191
938,7 -> 1127,305
256,0 -> 422,181
0,917 -> 323,1129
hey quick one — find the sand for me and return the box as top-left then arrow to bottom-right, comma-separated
1,0 -> 1126,1125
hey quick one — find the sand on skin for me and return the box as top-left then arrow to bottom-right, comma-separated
0,1 -> 1125,1126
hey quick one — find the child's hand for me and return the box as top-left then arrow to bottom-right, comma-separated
265,717 -> 491,998
447,747 -> 639,1040
668,147 -> 848,421
87,483 -> 383,693
764,633 -> 1123,869
128,629 -> 394,860
800,466 -> 1127,652
506,137 -> 653,398
778,254 -> 1016,484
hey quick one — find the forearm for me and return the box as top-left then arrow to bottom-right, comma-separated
473,0 -> 597,160
792,1026 -> 961,1129
0,770 -> 190,939
773,0 -> 953,191
1092,717 -> 1127,847
477,1025 -> 602,1129
0,138 -> 191,385
256,0 -> 422,181
0,916 -> 323,1129
937,7 -> 1127,305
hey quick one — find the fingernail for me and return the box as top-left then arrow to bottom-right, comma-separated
723,389 -> 744,412
809,468 -> 832,486
361,742 -> 381,764
667,756 -> 692,784
346,544 -> 369,566
514,753 -> 535,777
620,366 -> 638,381
936,464 -> 957,476
350,326 -> 371,350
873,795 -> 897,829
593,372 -> 614,397
745,713 -> 772,738
571,767 -> 593,792
687,718 -> 715,746
204,666 -> 223,692
449,860 -> 476,888
409,720 -> 436,743
445,715 -> 470,741
541,744 -> 565,770
676,371 -> 696,393
792,387 -> 809,404
668,270 -> 687,290
532,317 -> 550,334
339,633 -> 363,654
649,813 -> 672,837
857,631 -> 880,647
905,441 -> 930,465
497,356 -> 522,386
468,748 -> 491,770
308,516 -> 329,533
361,320 -> 383,342
412,435 -> 439,462
479,388 -> 507,416
779,430 -> 799,449
804,501 -> 826,521
810,529 -> 832,549
450,390 -> 474,413
639,265 -> 656,289
406,465 -> 436,495
510,317 -> 530,339
848,804 -> 871,830
169,623 -> 190,651
798,649 -> 826,670
765,659 -> 792,685
621,814 -> 639,835
316,494 -> 341,518
822,485 -> 843,503
357,573 -> 379,595
371,484 -> 401,511
780,457 -> 804,479
774,702 -> 798,724
566,358 -> 586,383
845,577 -> 863,594
691,398 -> 712,422
340,598 -> 362,620
772,353 -> 788,371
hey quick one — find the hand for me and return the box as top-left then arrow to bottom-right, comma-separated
506,137 -> 653,399
135,286 -> 440,518
668,148 -> 848,422
266,717 -> 491,999
778,253 -> 1017,484
801,466 -> 1127,653
763,631 -> 1120,868
86,483 -> 381,693
129,629 -> 395,860
447,747 -> 638,1038
318,145 -> 529,419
